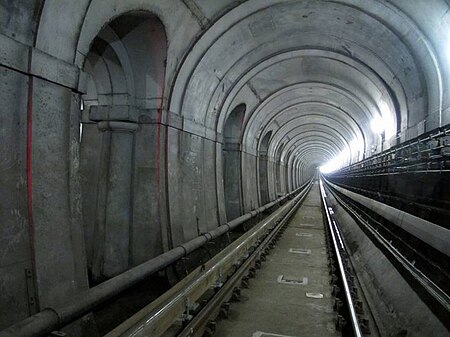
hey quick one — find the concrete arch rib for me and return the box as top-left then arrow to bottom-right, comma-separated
251,118 -> 356,168
243,83 -> 374,147
83,26 -> 135,107
263,111 -> 364,158
33,0 -> 446,132
41,1 -> 200,110
275,138 -> 339,195
283,134 -> 344,181
218,50 -> 402,139
284,139 -> 342,165
267,117 -> 359,159
288,146 -> 338,184
168,0 -> 443,139
284,137 -> 343,166
236,54 -> 399,152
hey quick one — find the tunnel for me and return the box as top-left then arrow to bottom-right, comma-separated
0,1 -> 449,337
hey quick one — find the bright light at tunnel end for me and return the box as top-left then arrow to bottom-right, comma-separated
319,138 -> 364,174
320,104 -> 396,175
319,147 -> 349,174
319,160 -> 341,174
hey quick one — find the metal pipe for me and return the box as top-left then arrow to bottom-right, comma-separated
124,181 -> 311,337
0,182 -> 310,337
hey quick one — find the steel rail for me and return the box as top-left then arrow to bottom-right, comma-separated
325,180 -> 450,257
319,179 -> 363,337
326,183 -> 450,328
0,181 -> 310,337
105,181 -> 313,337
177,181 -> 307,337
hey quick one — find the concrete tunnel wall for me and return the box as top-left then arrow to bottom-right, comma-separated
1,0 -> 450,331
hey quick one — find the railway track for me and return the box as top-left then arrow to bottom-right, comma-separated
104,179 -> 372,337
324,180 -> 450,332
1,177 -> 446,337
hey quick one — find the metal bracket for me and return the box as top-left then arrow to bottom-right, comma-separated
179,297 -> 197,323
25,268 -> 38,315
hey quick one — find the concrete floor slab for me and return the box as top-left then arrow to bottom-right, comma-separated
215,184 -> 339,337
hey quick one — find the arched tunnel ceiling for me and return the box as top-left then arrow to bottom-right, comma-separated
22,0 -> 450,176
170,0 -> 445,174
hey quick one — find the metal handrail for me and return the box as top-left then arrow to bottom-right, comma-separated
0,181 -> 311,337
319,179 -> 363,337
